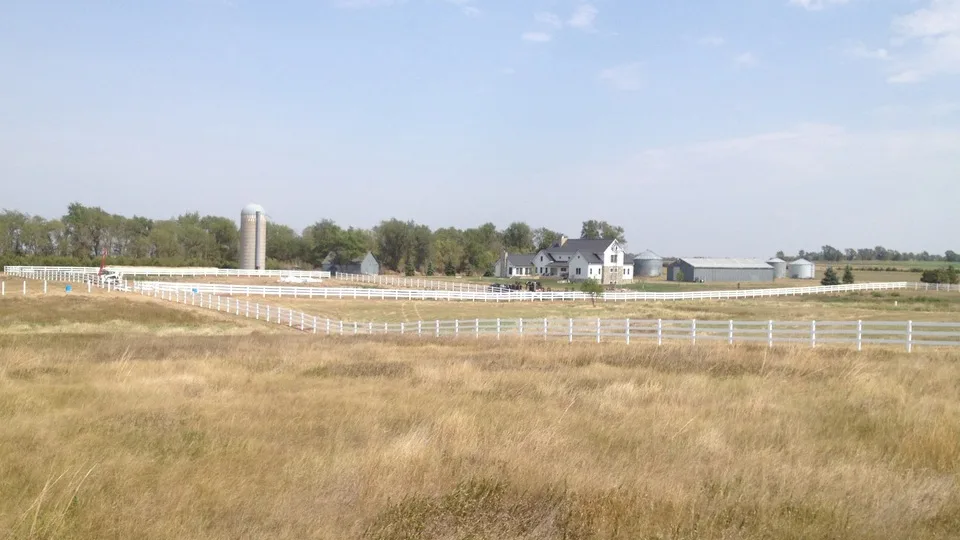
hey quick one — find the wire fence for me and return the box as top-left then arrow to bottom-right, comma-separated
3,265 -> 331,279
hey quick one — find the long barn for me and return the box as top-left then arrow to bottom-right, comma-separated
667,258 -> 775,283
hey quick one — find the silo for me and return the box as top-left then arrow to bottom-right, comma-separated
767,257 -> 787,279
633,250 -> 664,278
788,258 -> 815,279
240,203 -> 267,270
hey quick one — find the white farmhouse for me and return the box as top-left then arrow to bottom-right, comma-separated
533,236 -> 632,284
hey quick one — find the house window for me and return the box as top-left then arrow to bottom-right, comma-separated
610,254 -> 618,264
576,268 -> 582,275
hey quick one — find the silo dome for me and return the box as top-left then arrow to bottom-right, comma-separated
767,257 -> 788,279
633,250 -> 663,278
241,203 -> 266,216
239,203 -> 267,270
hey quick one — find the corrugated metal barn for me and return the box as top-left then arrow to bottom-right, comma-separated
667,258 -> 775,283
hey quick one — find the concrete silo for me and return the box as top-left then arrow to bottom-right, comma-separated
633,250 -> 664,278
240,203 -> 267,270
788,258 -> 815,279
767,257 -> 788,279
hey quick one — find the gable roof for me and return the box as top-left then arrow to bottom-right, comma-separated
678,257 -> 772,269
323,250 -> 373,265
545,238 -> 616,255
573,250 -> 603,264
505,254 -> 535,267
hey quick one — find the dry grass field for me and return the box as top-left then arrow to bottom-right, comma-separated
229,290 -> 960,325
1,292 -> 959,539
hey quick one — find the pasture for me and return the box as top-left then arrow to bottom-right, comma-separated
2,278 -> 959,539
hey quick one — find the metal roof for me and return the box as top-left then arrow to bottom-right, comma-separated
635,250 -> 663,260
543,238 -> 616,255
678,257 -> 773,269
788,258 -> 814,267
241,203 -> 265,216
766,257 -> 786,263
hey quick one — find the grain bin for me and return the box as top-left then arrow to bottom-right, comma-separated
633,250 -> 663,278
240,203 -> 267,270
767,257 -> 787,279
788,258 -> 815,279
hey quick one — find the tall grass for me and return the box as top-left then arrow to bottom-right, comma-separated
2,324 -> 958,539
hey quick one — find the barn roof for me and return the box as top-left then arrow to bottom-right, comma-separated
506,254 -> 535,266
678,258 -> 773,269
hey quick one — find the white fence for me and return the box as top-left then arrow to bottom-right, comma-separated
334,272 -> 491,292
133,280 -> 913,302
5,274 -> 959,352
3,265 -> 331,279
133,287 -> 960,352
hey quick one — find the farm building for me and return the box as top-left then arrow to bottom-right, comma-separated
667,258 -> 775,283
494,253 -> 536,278
533,237 -> 633,284
320,251 -> 380,275
633,250 -> 664,278
767,257 -> 788,279
788,258 -> 816,279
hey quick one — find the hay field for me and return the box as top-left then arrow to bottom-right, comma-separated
2,292 -> 959,539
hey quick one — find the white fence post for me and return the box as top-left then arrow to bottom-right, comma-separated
728,320 -> 734,345
907,321 -> 913,353
519,318 -> 524,338
436,320 -> 440,338
418,320 -> 422,337
691,319 -> 697,345
475,318 -> 479,339
657,319 -> 663,346
625,318 -> 630,345
596,318 -> 601,343
300,313 -> 305,331
811,320 -> 817,349
23,281 -> 26,295
1,281 -> 4,296
568,318 -> 573,343
496,318 -> 501,340
768,320 -> 773,348
455,319 -> 459,338
544,318 -> 548,341
857,320 -> 862,351
401,322 -> 405,335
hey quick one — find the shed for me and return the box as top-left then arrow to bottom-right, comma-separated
788,258 -> 815,279
667,258 -> 774,283
494,253 -> 536,278
321,251 -> 380,275
767,257 -> 788,279
633,250 -> 664,278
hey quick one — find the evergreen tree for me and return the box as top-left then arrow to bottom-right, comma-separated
842,265 -> 855,284
821,267 -> 840,286
426,261 -> 435,276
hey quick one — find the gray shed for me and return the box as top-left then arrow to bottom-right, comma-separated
321,251 -> 380,275
633,250 -> 663,278
767,257 -> 788,279
667,258 -> 775,283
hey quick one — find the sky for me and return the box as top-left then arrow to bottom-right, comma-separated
1,0 -> 958,257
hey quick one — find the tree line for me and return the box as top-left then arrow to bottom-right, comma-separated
0,204 -> 628,275
776,246 -> 959,263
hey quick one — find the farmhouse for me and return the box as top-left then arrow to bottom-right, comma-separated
493,253 -> 536,278
667,258 -> 774,283
534,237 -> 633,284
320,251 -> 380,275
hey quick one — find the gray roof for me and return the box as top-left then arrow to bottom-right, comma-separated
574,251 -> 603,264
766,257 -> 786,263
788,258 -> 814,267
678,257 -> 773,269
635,250 -> 663,261
546,261 -> 568,268
506,254 -> 535,266
544,238 -> 616,256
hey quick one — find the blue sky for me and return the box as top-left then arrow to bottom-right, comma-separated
1,0 -> 957,256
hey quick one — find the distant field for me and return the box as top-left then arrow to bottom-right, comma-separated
232,290 -> 960,325
2,293 -> 958,539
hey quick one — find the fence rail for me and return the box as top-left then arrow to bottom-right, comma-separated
333,272 -> 491,292
3,265 -> 331,279
133,286 -> 960,352
132,280 -> 915,302
5,274 -> 960,352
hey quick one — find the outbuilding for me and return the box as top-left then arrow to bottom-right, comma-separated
321,251 -> 380,275
667,258 -> 775,283
788,258 -> 816,279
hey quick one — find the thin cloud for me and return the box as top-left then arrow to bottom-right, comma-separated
599,62 -> 643,91
568,4 -> 598,30
535,11 -> 563,29
522,32 -> 552,43
886,0 -> 960,83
